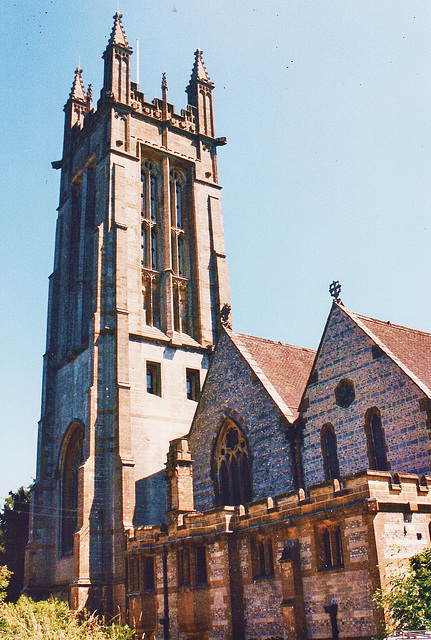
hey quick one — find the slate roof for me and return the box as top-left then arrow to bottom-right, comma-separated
341,304 -> 431,397
231,332 -> 316,420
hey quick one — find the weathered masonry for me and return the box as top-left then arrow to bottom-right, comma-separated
25,13 -> 230,615
25,11 -> 431,640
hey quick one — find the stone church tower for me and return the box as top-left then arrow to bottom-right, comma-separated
25,13 -> 230,615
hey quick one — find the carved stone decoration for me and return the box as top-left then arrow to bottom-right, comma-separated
220,303 -> 232,328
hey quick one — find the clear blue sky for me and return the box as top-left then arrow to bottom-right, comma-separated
1,0 -> 431,506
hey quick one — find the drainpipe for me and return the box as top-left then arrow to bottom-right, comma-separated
324,602 -> 339,640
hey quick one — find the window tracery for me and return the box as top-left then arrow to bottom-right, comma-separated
170,169 -> 192,335
213,420 -> 252,507
141,162 -> 161,328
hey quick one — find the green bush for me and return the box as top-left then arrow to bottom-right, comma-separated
0,486 -> 30,602
375,547 -> 431,634
0,567 -> 12,603
0,590 -> 134,640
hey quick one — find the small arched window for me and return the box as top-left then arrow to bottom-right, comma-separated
61,425 -> 84,556
321,424 -> 340,481
213,421 -> 252,507
364,408 -> 389,471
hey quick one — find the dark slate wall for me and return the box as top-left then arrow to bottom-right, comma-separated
301,305 -> 430,486
188,331 -> 295,512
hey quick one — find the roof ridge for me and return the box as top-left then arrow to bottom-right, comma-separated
337,304 -> 431,399
235,331 -> 316,353
227,331 -> 295,421
350,310 -> 431,338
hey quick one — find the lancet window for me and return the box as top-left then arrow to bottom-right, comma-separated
213,420 -> 252,507
170,169 -> 191,335
321,424 -> 340,481
60,424 -> 84,556
364,408 -> 389,471
141,162 -> 161,327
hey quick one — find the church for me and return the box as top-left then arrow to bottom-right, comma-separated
24,13 -> 431,640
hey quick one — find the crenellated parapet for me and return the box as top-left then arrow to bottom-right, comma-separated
130,470 -> 431,545
126,471 -> 431,640
129,88 -> 197,134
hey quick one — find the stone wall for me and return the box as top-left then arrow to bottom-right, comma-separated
126,472 -> 431,639
301,305 -> 430,487
188,330 -> 296,512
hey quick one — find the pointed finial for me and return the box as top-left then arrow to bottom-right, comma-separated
69,67 -> 86,102
186,48 -> 213,91
161,72 -> 168,101
108,12 -> 131,50
86,84 -> 93,108
329,281 -> 342,302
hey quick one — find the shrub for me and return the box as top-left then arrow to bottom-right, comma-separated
0,487 -> 30,602
0,593 -> 134,640
0,567 -> 12,603
374,547 -> 431,634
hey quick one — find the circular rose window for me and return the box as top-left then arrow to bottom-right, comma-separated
335,378 -> 355,408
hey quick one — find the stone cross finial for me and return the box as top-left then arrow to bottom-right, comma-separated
329,280 -> 341,302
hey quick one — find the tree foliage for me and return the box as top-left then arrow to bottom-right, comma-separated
0,590 -> 134,640
0,487 -> 30,602
0,568 -> 12,604
375,547 -> 431,633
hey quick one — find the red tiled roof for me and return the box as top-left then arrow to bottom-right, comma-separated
234,333 -> 316,416
347,309 -> 431,394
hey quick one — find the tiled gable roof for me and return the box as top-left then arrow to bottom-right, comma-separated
341,305 -> 431,397
232,332 -> 316,419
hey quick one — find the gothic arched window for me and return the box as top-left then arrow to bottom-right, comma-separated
150,174 -> 157,221
364,408 -> 389,471
141,171 -> 146,217
141,163 -> 159,223
213,421 -> 252,507
61,425 -> 84,556
175,183 -> 183,228
321,424 -> 340,481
